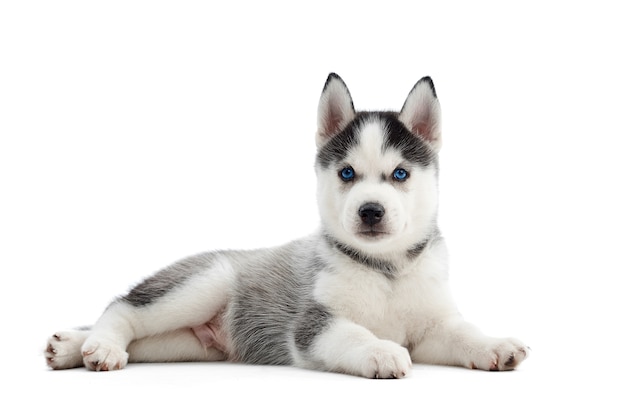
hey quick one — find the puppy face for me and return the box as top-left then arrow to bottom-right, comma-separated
316,114 -> 439,254
314,74 -> 442,255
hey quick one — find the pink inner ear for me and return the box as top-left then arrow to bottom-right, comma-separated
407,106 -> 438,144
326,112 -> 345,137
414,120 -> 431,140
322,97 -> 348,138
399,78 -> 441,148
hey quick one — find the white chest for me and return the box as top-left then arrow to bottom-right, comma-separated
313,250 -> 456,345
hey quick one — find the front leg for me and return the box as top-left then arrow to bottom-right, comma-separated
411,316 -> 529,371
296,316 -> 413,379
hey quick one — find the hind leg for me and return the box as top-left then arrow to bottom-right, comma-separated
80,254 -> 235,371
45,329 -> 90,369
46,328 -> 226,370
128,328 -> 227,363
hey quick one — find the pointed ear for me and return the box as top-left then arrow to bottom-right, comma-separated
398,76 -> 442,152
316,73 -> 356,148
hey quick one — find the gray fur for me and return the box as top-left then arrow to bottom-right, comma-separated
114,237 -> 336,365
122,252 -> 217,306
294,303 -> 332,353
225,239 -> 332,365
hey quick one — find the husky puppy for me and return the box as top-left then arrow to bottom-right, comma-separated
45,74 -> 528,378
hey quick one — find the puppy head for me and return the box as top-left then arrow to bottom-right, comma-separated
315,74 -> 441,255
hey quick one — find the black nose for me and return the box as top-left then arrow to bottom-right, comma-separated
358,202 -> 385,226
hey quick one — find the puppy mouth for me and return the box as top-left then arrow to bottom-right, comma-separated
357,229 -> 389,240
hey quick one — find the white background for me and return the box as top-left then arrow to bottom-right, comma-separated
1,1 -> 625,416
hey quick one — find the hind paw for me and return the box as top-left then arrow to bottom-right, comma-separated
45,330 -> 89,370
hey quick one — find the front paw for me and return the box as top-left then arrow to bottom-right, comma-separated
469,338 -> 529,371
81,337 -> 129,371
358,340 -> 413,379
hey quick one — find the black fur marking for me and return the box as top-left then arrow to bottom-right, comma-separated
325,233 -> 436,276
407,228 -> 441,259
323,234 -> 397,278
419,76 -> 437,98
407,240 -> 429,259
122,253 -> 216,307
316,112 -> 436,169
381,113 -> 437,167
316,116 -> 361,169
294,304 -> 332,352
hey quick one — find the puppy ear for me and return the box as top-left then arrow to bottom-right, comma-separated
399,76 -> 442,152
316,73 -> 356,148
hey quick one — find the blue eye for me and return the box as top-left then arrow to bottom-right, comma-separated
393,168 -> 409,181
340,166 -> 355,181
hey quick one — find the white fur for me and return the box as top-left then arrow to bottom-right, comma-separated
80,255 -> 235,370
47,328 -> 224,370
307,317 -> 413,378
309,231 -> 527,376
